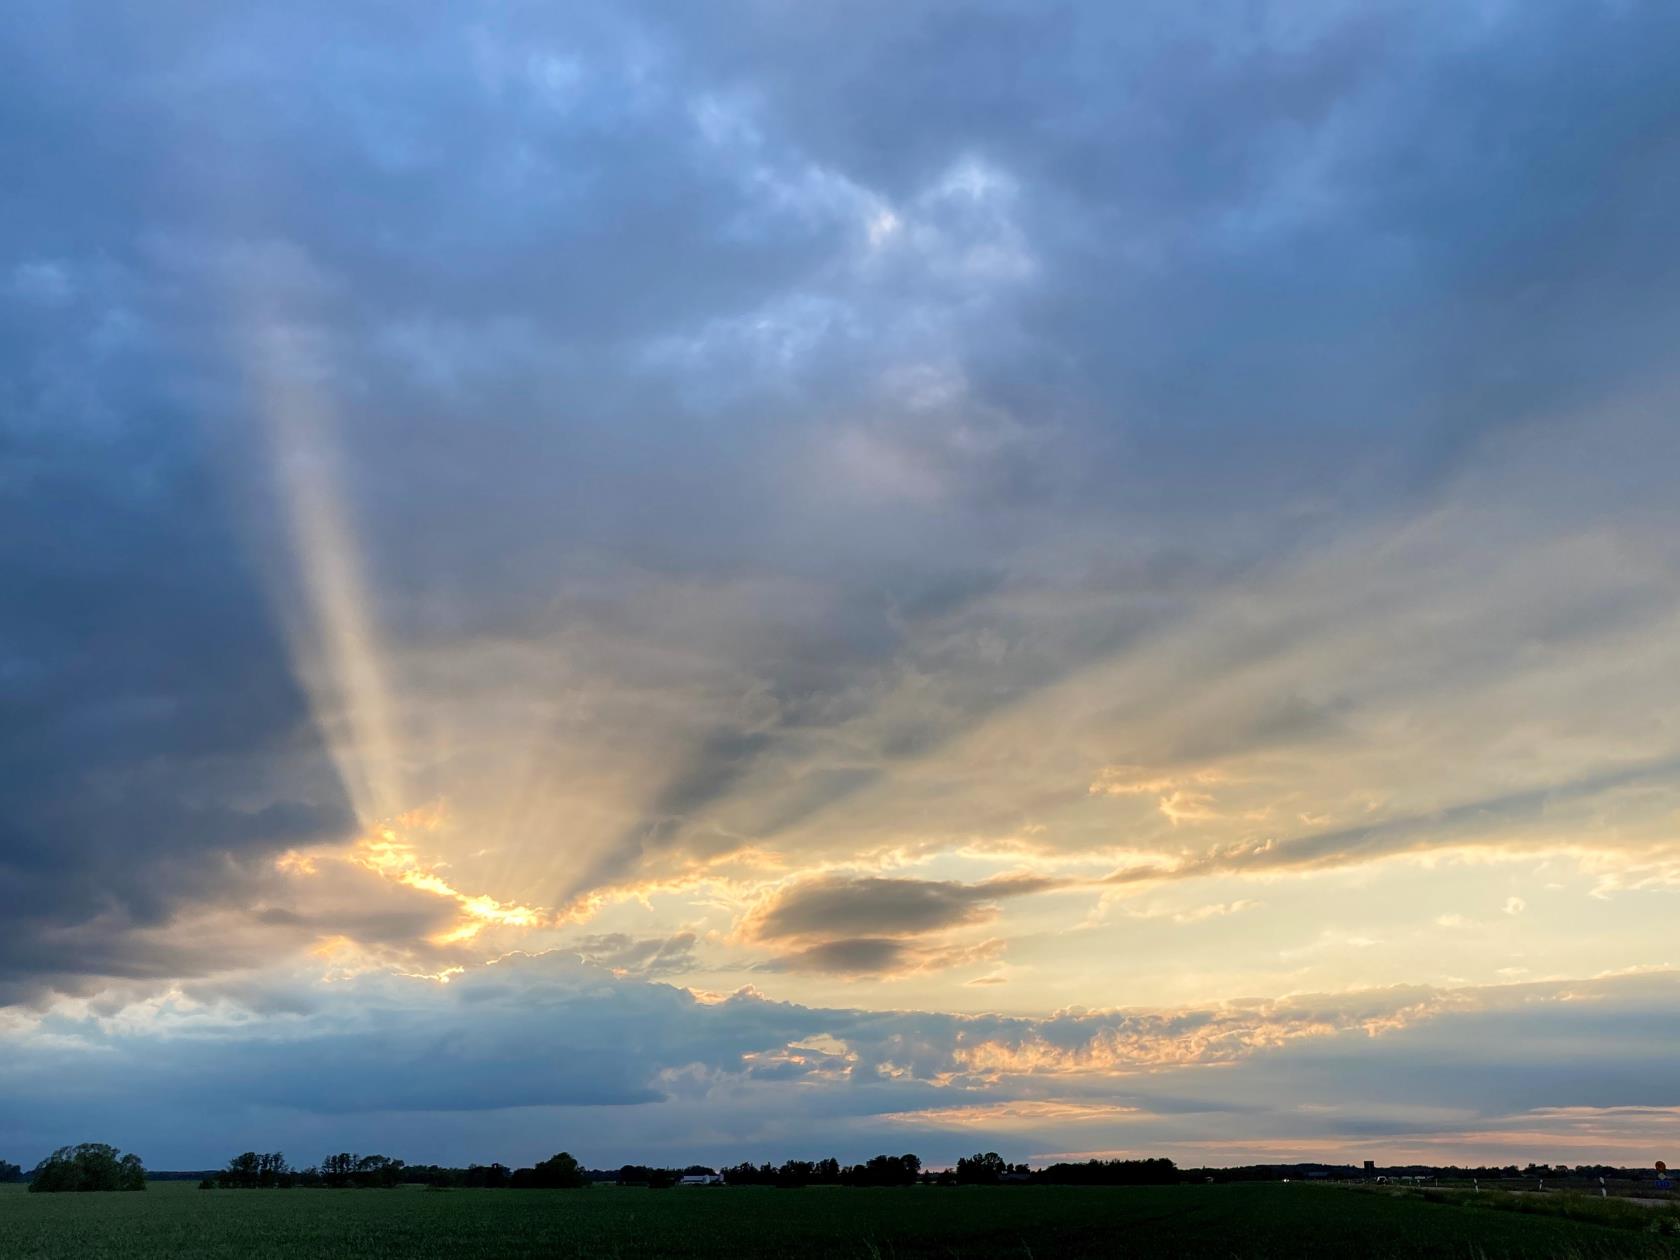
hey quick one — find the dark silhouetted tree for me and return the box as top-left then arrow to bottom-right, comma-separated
1033,1157 -> 1178,1185
842,1154 -> 921,1187
775,1160 -> 815,1188
28,1144 -> 146,1192
464,1163 -> 511,1188
511,1151 -> 587,1189
353,1155 -> 406,1188
0,1160 -> 22,1183
956,1152 -> 1006,1185
313,1153 -> 402,1189
217,1151 -> 292,1189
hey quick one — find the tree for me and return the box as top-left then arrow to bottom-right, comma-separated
321,1153 -> 357,1189
0,1160 -> 22,1183
776,1160 -> 815,1188
843,1154 -> 921,1187
1033,1157 -> 1178,1186
28,1144 -> 146,1192
353,1155 -> 406,1189
207,1151 -> 295,1190
522,1151 -> 587,1189
956,1152 -> 1006,1185
259,1151 -> 292,1188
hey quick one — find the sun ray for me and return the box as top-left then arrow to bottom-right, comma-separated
240,314 -> 406,829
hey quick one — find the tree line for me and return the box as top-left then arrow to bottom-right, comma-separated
11,1144 -> 1183,1192
192,1150 -> 1181,1191
720,1154 -> 922,1187
13,1147 -> 1676,1193
201,1151 -> 405,1190
2,1145 -> 1285,1195
200,1150 -> 588,1190
714,1154 -> 1178,1188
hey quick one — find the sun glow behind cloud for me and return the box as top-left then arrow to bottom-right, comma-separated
348,807 -> 549,945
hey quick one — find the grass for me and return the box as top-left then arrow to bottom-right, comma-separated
1383,1184 -> 1680,1234
2,1179 -> 1679,1258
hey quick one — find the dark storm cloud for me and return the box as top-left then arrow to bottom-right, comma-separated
5,0 -> 1680,1003
755,875 -> 1061,941
742,873 -> 1063,975
760,937 -> 914,976
753,934 -> 1007,977
0,292 -> 355,996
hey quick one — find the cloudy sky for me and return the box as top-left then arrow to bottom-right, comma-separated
5,0 -> 1680,1172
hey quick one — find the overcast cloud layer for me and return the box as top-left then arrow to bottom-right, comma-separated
4,0 -> 1680,1169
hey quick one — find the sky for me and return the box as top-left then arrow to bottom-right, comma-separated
3,0 -> 1680,1173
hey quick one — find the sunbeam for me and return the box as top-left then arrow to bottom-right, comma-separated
242,315 -> 407,830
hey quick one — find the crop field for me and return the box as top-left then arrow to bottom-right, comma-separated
3,1180 -> 1679,1259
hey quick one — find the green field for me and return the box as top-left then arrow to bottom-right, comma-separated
2,1180 -> 1678,1259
